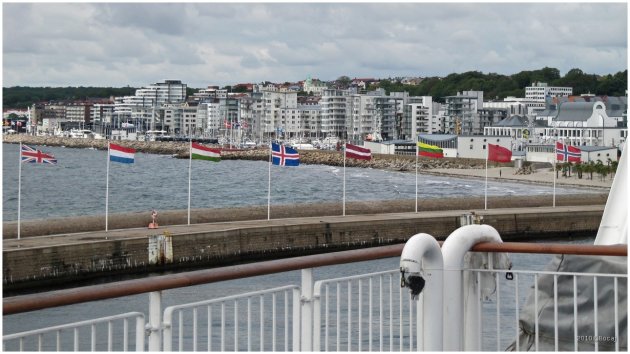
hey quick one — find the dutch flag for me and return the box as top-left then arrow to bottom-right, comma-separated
109,143 -> 136,164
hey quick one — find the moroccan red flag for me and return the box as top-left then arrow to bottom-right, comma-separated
488,144 -> 512,163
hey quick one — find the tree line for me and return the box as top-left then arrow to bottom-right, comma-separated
372,67 -> 627,102
2,67 -> 627,109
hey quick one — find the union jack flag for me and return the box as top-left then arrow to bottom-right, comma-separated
20,144 -> 57,164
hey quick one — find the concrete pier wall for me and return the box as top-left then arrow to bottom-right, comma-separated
3,206 -> 603,292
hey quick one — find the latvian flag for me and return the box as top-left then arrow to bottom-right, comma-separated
109,143 -> 135,164
191,142 -> 221,162
345,143 -> 372,160
556,142 -> 581,163
418,142 -> 444,158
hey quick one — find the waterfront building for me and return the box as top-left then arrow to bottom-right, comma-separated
535,95 -> 628,147
444,90 -> 483,135
298,104 -> 322,140
456,135 -> 514,159
260,87 -> 298,139
321,88 -> 351,139
525,82 -> 572,101
374,91 -> 407,140
402,96 -> 435,140
348,93 -> 377,143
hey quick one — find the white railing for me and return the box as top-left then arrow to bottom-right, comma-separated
3,241 -> 626,352
467,267 -> 626,352
2,312 -> 145,352
161,285 -> 300,352
312,270 -> 417,351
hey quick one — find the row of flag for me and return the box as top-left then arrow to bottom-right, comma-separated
15,140 -> 584,238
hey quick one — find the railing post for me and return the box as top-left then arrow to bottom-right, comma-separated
147,291 -> 162,352
292,288 -> 301,351
135,316 -> 146,352
300,268 -> 314,351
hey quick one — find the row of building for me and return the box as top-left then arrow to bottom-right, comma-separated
15,79 -> 628,154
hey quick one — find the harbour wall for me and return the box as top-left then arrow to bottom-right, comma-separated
3,205 -> 603,292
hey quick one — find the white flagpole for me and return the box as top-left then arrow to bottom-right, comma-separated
17,141 -> 22,240
415,142 -> 418,213
485,144 -> 489,210
343,143 -> 347,216
105,142 -> 111,232
267,143 -> 272,220
553,155 -> 557,208
187,139 -> 192,225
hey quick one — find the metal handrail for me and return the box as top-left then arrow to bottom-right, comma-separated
3,242 -> 626,315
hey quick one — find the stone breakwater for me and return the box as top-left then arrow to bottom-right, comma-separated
3,135 -> 493,171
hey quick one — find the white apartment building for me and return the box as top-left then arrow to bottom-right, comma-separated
260,88 -> 298,138
444,91 -> 483,135
348,94 -> 377,143
321,89 -> 351,139
298,104 -> 322,139
525,82 -> 572,101
402,96 -> 434,139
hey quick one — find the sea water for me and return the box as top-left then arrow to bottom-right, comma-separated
2,143 -> 597,221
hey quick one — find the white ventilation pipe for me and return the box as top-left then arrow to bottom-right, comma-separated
441,224 -> 503,351
399,233 -> 443,351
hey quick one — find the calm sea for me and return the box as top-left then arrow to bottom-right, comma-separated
2,143 -> 595,221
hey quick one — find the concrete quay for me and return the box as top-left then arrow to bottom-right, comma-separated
3,205 -> 604,292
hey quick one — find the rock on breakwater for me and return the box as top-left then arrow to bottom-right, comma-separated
3,134 -> 493,171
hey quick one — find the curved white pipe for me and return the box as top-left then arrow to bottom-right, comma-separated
441,224 -> 503,351
399,233 -> 443,351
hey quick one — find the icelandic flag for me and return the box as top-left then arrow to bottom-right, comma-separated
272,143 -> 299,166
556,142 -> 581,163
109,143 -> 136,164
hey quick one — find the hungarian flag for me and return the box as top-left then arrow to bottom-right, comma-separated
488,144 -> 512,163
417,142 -> 444,158
191,142 -> 221,162
556,142 -> 581,162
345,143 -> 372,160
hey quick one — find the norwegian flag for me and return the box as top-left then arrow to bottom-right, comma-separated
556,142 -> 581,162
241,121 -> 249,129
20,144 -> 57,164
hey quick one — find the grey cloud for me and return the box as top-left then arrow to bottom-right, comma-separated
2,2 -> 627,87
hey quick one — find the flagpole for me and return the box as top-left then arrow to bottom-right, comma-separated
343,143 -> 347,216
415,142 -> 418,213
17,141 -> 22,240
105,142 -> 110,232
187,139 -> 192,225
267,143 -> 272,220
553,156 -> 557,208
485,144 -> 489,210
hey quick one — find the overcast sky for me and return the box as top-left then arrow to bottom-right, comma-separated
2,2 -> 628,88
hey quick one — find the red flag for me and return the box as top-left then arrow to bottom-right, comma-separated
556,142 -> 581,162
345,143 -> 372,160
488,144 -> 512,163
